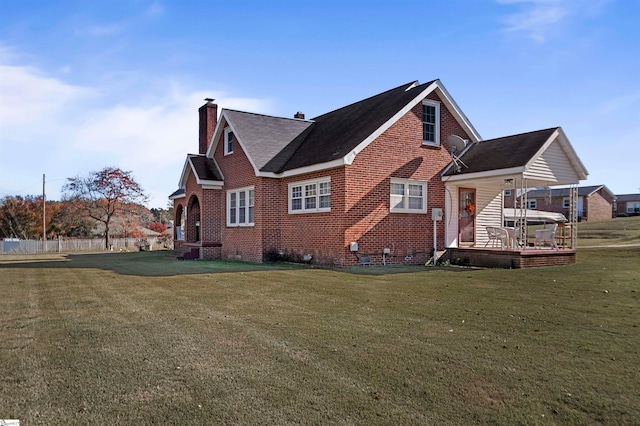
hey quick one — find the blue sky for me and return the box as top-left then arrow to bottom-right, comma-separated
1,0 -> 638,208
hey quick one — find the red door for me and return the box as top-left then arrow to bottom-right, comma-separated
459,188 -> 476,246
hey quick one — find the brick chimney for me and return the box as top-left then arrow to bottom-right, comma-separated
294,111 -> 305,119
199,98 -> 218,155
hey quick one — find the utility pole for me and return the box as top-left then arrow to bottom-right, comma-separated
43,173 -> 46,252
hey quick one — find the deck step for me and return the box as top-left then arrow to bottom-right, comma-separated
175,246 -> 200,260
425,250 -> 448,266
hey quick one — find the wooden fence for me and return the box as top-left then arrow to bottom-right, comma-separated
1,237 -> 162,254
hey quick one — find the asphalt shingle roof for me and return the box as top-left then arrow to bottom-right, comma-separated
527,185 -> 605,199
443,128 -> 558,176
262,80 -> 436,173
169,188 -> 185,198
616,193 -> 640,202
225,110 -> 313,170
189,154 -> 223,181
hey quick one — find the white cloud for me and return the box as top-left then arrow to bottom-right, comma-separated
498,0 -> 567,43
0,51 -> 272,207
599,91 -> 640,116
497,0 -> 610,43
0,65 -> 93,128
78,23 -> 125,37
145,2 -> 165,19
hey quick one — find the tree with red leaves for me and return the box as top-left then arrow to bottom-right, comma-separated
0,195 -> 41,238
148,222 -> 167,234
63,167 -> 147,249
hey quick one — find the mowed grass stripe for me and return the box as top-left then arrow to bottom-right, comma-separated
0,248 -> 639,424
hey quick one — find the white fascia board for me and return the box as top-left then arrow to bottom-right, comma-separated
181,156 -> 225,188
523,128 -> 560,172
178,156 -> 192,188
257,158 -> 345,178
344,81 -> 440,166
524,127 -> 588,181
442,166 -> 526,183
440,136 -> 477,176
556,127 -> 589,180
235,136 -> 262,176
208,110 -> 261,176
205,112 -> 227,158
201,182 -> 223,190
169,192 -> 186,200
433,80 -> 482,142
341,79 -> 482,169
599,185 -> 615,199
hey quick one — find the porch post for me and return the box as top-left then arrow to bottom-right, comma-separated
520,178 -> 528,249
570,185 -> 578,248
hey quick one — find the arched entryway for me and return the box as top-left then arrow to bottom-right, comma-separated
186,195 -> 201,243
174,204 -> 185,241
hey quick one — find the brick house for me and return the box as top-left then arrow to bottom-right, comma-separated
520,185 -> 615,221
171,80 -> 588,266
614,193 -> 640,216
614,194 -> 640,216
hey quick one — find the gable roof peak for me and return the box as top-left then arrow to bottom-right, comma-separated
311,80 -> 434,120
223,108 -> 313,123
478,127 -> 560,144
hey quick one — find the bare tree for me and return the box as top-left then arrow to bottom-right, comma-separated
63,167 -> 147,248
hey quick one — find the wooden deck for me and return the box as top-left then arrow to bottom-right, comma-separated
447,247 -> 576,269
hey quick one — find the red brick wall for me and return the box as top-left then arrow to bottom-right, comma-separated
273,168 -> 346,266
530,196 -> 568,217
503,191 -> 515,208
245,91 -> 471,266
181,90 -> 473,266
339,92 -> 470,266
199,102 -> 217,155
529,190 -> 614,221
213,126 -> 264,262
617,199 -> 640,215
585,190 -> 614,220
183,171 -> 202,243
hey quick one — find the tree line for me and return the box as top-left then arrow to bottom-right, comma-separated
0,167 -> 173,248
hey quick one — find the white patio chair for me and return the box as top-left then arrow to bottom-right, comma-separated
535,223 -> 558,249
485,227 -> 509,249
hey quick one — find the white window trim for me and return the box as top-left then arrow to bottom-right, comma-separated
227,186 -> 254,227
504,189 -> 512,197
563,198 -> 571,209
422,100 -> 440,147
527,199 -> 537,209
627,202 -> 640,213
224,127 -> 234,155
389,178 -> 428,213
288,177 -> 331,214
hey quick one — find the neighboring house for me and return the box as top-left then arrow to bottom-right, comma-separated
522,185 -> 615,221
615,193 -> 640,216
171,80 -> 588,266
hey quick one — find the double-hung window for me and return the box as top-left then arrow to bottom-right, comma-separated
390,178 -> 427,213
227,186 -> 254,226
422,100 -> 440,146
289,178 -> 331,213
563,198 -> 571,209
527,199 -> 537,209
224,127 -> 234,155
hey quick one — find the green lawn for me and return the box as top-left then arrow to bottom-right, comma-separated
1,249 -> 639,425
577,216 -> 640,246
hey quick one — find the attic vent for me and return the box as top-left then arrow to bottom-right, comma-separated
294,111 -> 305,119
